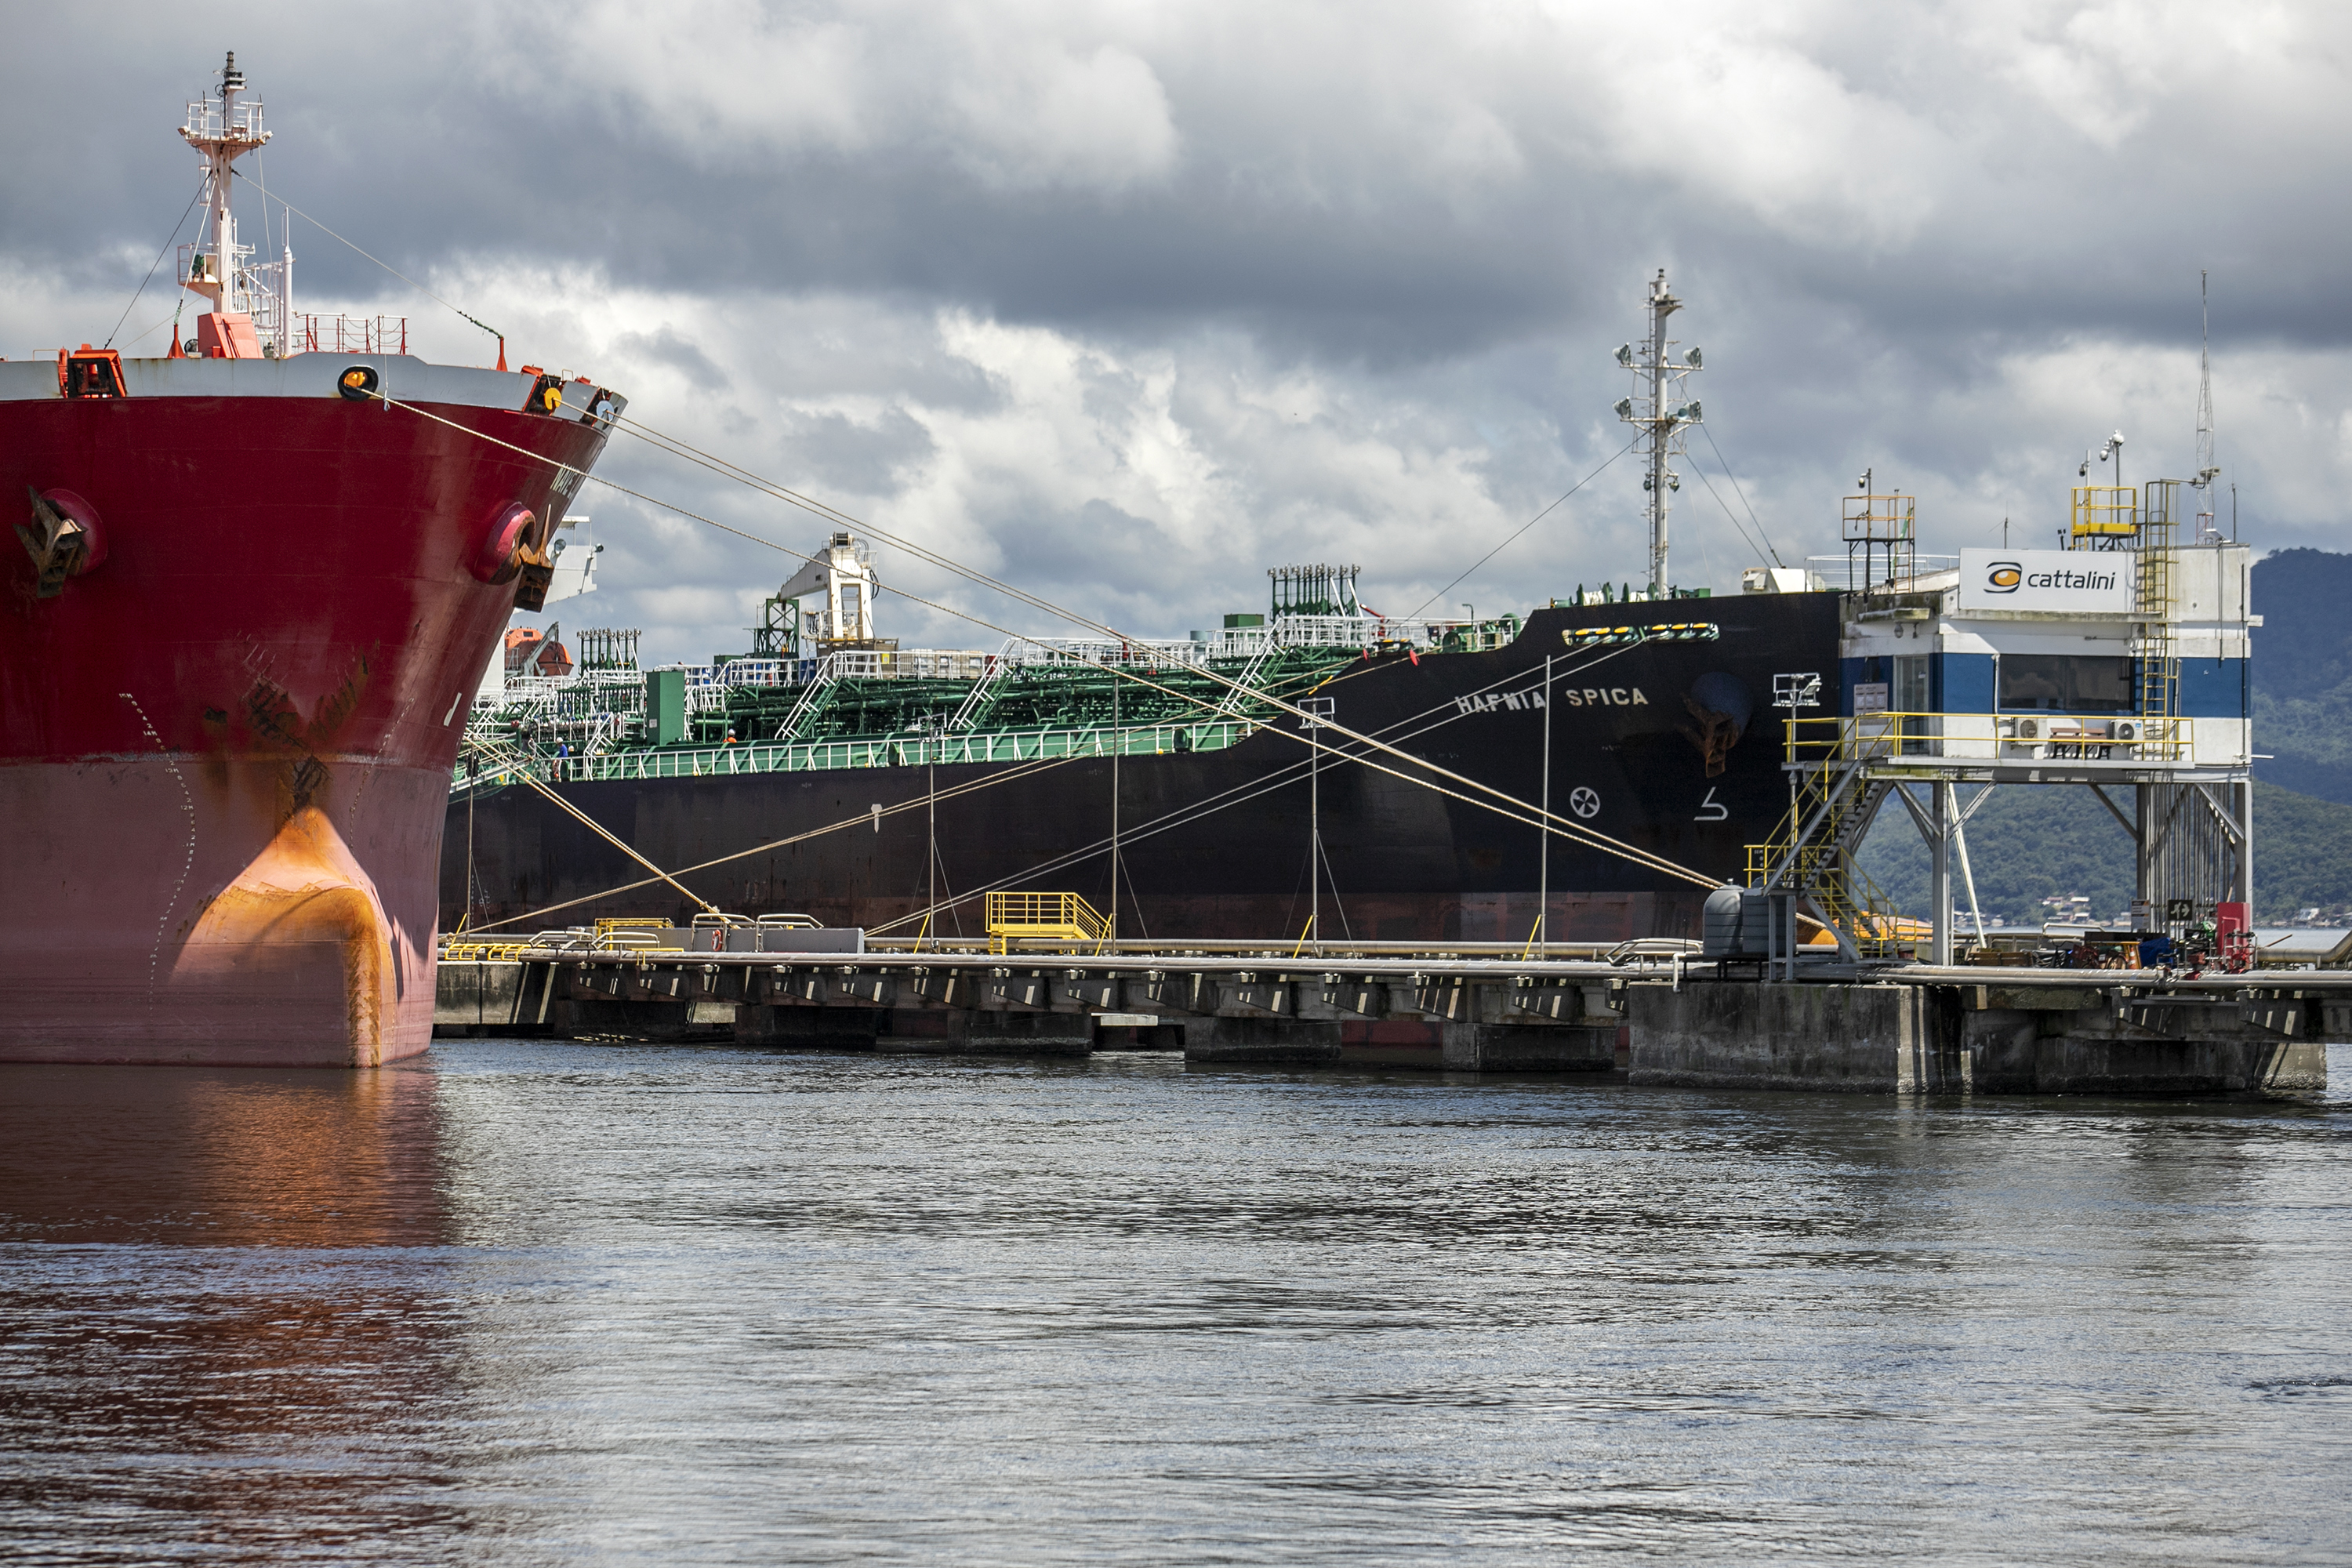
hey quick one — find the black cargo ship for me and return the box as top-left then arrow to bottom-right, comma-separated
444,587 -> 1840,944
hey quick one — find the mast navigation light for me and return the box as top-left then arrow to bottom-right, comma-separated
1614,343 -> 1634,368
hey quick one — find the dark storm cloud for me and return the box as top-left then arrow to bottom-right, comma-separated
11,0 -> 2350,662
31,1 -> 2342,356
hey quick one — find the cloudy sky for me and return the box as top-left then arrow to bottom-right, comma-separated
7,2 -> 2343,659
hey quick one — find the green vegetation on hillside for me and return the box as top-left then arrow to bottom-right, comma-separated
2252,548 -> 2352,806
1856,780 -> 2352,925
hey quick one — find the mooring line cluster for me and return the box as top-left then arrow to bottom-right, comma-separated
377,387 -> 1724,927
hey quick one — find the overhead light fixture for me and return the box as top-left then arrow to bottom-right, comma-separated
1613,397 -> 1634,419
1614,343 -> 1634,368
1684,347 -> 1702,368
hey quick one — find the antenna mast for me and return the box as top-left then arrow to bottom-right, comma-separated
2191,270 -> 2220,539
1613,270 -> 1700,598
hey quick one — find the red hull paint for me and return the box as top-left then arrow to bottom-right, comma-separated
0,377 -> 609,1065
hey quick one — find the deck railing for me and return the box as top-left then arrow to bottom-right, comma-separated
459,718 -> 1257,789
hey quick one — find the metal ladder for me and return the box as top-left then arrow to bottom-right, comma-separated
948,648 -> 1014,732
2135,481 -> 2181,760
1214,639 -> 1282,718
773,655 -> 840,743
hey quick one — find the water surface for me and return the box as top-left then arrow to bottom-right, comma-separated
4,1043 -> 2350,1563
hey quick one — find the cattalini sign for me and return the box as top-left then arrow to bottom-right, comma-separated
1957,547 -> 2134,615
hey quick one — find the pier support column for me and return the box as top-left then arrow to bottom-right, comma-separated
1182,1016 -> 1342,1065
1930,779 -> 1953,967
950,1011 -> 1092,1056
731,1005 -> 883,1051
1896,781 -> 1959,965
1628,983 -> 1962,1093
1439,1022 -> 1620,1073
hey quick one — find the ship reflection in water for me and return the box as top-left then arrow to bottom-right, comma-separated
5,1044 -> 2352,1563
0,1062 -> 459,1554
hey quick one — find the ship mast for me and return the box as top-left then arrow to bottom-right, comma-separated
179,52 -> 288,355
1613,270 -> 1701,598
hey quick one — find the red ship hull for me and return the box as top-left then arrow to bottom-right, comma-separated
0,358 -> 612,1065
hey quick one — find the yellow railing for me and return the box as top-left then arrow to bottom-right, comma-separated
983,891 -> 1112,954
1745,724 -> 1900,956
440,942 -> 531,962
2071,484 -> 2138,540
1771,711 -> 2190,764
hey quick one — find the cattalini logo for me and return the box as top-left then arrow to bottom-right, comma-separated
1957,548 -> 2132,614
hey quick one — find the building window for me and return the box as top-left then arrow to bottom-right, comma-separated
1895,655 -> 1930,713
1997,654 -> 2133,713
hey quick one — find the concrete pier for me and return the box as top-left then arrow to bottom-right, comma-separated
435,950 -> 2334,1097
1632,980 -> 2328,1095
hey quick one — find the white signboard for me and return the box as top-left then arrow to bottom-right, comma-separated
1958,548 -> 2133,615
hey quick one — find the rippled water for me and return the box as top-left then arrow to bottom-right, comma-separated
4,1042 -> 2350,1564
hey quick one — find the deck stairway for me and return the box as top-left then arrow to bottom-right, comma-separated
773,655 -> 844,742
946,653 -> 1012,732
1214,641 -> 1280,718
1744,752 -> 1902,956
983,891 -> 1112,955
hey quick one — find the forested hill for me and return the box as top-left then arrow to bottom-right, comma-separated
2252,546 -> 2352,805
1858,779 -> 2352,925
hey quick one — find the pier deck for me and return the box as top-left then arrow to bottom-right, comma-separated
436,944 -> 2340,1094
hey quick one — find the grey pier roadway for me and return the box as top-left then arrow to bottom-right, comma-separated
437,935 -> 2336,1097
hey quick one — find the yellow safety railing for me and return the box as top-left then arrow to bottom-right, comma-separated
1772,712 -> 2190,765
983,891 -> 1112,954
1745,718 -> 1900,956
2071,484 -> 2138,541
439,942 -> 532,962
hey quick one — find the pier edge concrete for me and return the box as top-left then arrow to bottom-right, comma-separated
1630,982 -> 2326,1096
435,956 -> 2332,1097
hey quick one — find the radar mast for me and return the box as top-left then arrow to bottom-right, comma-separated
178,52 -> 291,356
1613,270 -> 1701,597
